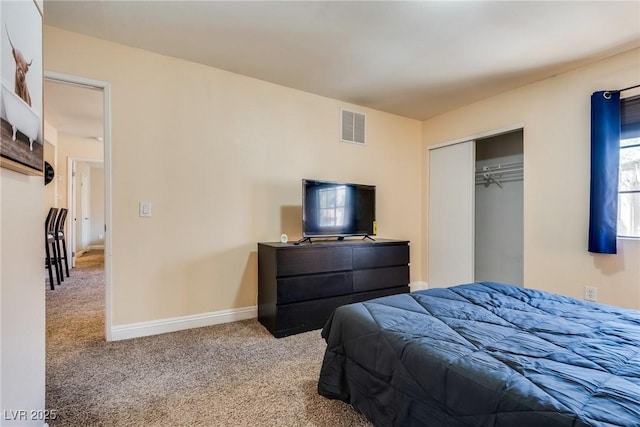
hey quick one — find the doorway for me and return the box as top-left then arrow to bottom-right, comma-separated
68,158 -> 104,267
43,71 -> 113,340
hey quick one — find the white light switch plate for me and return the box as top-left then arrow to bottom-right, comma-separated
139,201 -> 152,217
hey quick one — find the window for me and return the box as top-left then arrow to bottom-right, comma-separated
619,94 -> 640,238
618,137 -> 640,237
318,185 -> 346,227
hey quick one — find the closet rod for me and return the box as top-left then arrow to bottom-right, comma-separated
477,160 -> 523,169
476,173 -> 524,180
475,166 -> 523,173
475,168 -> 523,177
475,177 -> 523,186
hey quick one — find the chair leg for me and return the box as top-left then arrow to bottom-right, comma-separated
51,240 -> 62,286
55,238 -> 65,282
60,237 -> 70,277
45,239 -> 55,290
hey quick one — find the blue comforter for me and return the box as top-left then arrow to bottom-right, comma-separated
318,283 -> 640,426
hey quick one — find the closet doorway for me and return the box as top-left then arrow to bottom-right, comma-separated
474,130 -> 523,286
427,128 -> 523,288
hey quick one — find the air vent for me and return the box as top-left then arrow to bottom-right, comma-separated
341,108 -> 366,144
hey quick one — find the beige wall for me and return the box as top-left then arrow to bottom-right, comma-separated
44,26 -> 423,326
1,169 -> 45,425
422,48 -> 640,308
43,121 -> 59,217
43,141 -> 56,214
1,3 -> 46,420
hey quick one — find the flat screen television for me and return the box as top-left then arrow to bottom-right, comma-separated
301,179 -> 376,241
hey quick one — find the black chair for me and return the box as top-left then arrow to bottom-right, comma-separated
45,208 -> 61,289
54,208 -> 70,278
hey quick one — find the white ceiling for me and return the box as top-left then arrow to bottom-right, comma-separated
43,1 -> 640,137
44,79 -> 104,139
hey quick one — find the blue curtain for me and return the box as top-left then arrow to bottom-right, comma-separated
588,91 -> 620,254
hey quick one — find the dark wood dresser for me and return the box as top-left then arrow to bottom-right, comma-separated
257,239 -> 410,337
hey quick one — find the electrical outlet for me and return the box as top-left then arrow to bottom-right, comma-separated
139,201 -> 152,217
584,286 -> 597,302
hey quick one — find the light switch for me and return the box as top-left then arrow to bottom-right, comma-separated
139,201 -> 152,217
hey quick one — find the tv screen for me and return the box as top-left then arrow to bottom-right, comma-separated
302,179 -> 376,238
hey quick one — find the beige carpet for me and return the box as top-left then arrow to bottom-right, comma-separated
46,251 -> 370,426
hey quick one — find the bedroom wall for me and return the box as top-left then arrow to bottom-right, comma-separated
43,26 -> 423,328
44,121 -> 59,217
0,1 -> 46,421
422,48 -> 640,309
1,169 -> 46,425
43,140 -> 57,212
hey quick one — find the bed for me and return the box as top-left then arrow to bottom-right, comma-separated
317,282 -> 640,426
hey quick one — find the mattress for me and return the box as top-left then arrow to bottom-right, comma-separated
317,282 -> 640,426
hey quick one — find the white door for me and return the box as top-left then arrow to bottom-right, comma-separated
74,162 -> 91,255
428,141 -> 475,288
74,162 -> 91,256
74,162 -> 83,257
70,161 -> 77,266
81,172 -> 91,250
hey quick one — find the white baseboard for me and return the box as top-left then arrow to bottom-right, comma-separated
88,244 -> 105,250
410,281 -> 429,292
110,305 -> 258,341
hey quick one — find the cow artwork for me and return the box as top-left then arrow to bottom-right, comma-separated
0,0 -> 43,174
6,25 -> 32,106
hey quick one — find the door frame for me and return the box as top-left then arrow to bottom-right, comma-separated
45,71 -> 113,341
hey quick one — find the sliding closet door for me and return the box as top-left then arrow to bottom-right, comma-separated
428,141 -> 475,288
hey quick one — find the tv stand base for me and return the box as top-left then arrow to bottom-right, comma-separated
294,237 -> 312,245
294,235 -> 376,245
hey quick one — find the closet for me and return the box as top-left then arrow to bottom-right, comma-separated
474,131 -> 523,286
428,129 -> 523,288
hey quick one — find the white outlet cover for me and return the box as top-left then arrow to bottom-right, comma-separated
584,286 -> 597,302
139,201 -> 152,217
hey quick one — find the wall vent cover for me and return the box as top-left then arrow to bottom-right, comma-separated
340,108 -> 366,144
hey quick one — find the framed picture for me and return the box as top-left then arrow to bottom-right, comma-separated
0,0 -> 43,175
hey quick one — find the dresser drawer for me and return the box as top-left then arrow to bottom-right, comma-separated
276,294 -> 353,336
352,285 -> 410,303
277,246 -> 352,277
353,244 -> 409,269
353,265 -> 409,292
277,272 -> 353,304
